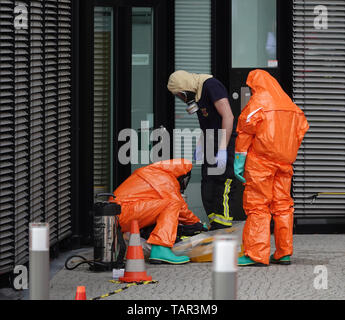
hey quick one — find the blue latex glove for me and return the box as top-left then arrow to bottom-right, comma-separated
234,152 -> 247,183
193,143 -> 203,161
216,149 -> 227,169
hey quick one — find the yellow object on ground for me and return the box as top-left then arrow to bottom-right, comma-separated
172,227 -> 244,262
190,242 -> 244,262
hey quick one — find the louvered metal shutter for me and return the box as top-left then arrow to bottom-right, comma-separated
292,0 -> 345,218
14,1 -> 30,266
30,1 -> 45,228
58,0 -> 72,240
44,0 -> 59,244
174,0 -> 211,167
0,0 -> 73,275
0,0 -> 15,274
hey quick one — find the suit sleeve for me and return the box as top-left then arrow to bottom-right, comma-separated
178,202 -> 200,225
235,102 -> 264,153
297,113 -> 309,147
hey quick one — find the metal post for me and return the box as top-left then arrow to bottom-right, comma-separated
29,223 -> 50,300
212,235 -> 237,300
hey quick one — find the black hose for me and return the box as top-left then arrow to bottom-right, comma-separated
64,255 -> 109,271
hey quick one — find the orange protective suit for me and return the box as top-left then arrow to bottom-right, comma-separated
236,69 -> 309,265
110,159 -> 200,248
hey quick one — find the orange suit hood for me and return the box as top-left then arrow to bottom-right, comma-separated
236,69 -> 309,164
246,69 -> 297,112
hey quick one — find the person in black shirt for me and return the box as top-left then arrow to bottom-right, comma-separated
167,70 -> 236,230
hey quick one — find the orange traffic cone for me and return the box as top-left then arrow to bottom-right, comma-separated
75,286 -> 86,300
119,220 -> 152,283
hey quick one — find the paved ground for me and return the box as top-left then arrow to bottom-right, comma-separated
1,222 -> 345,300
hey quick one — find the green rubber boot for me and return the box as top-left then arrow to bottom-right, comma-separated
270,254 -> 291,265
149,245 -> 190,265
238,255 -> 267,267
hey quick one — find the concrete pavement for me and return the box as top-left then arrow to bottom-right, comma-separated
48,224 -> 345,300
1,221 -> 345,300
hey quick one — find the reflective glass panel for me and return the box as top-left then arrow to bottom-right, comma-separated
232,0 -> 277,68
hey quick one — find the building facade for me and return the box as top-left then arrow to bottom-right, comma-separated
0,0 -> 344,276
0,0 -> 74,275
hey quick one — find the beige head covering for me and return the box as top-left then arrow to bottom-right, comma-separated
167,70 -> 213,102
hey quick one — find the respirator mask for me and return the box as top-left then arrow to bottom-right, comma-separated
177,171 -> 191,193
176,91 -> 199,115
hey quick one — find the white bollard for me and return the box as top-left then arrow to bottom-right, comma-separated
29,222 -> 50,300
212,235 -> 237,300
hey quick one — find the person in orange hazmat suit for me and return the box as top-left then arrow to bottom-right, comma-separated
234,69 -> 309,266
110,159 -> 203,265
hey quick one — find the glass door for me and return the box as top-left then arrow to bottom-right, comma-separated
229,0 -> 279,220
229,0 -> 278,117
232,0 -> 277,69
213,0 -> 279,220
93,6 -> 114,198
131,7 -> 154,173
91,1 -> 173,194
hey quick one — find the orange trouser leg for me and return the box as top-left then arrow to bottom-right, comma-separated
148,200 -> 183,248
242,154 -> 276,265
270,165 -> 294,260
119,199 -> 182,248
119,199 -> 170,232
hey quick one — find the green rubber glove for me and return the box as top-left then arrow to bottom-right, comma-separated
234,153 -> 247,183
